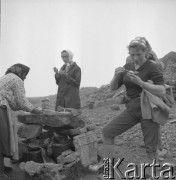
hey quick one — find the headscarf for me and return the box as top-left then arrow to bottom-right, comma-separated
148,50 -> 158,61
129,37 -> 152,53
128,37 -> 160,61
5,63 -> 30,80
61,49 -> 74,62
128,37 -> 165,70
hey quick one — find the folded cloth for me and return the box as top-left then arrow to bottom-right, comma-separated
141,89 -> 170,125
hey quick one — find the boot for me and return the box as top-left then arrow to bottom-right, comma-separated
4,158 -> 13,174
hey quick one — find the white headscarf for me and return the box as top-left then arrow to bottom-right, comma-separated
64,49 -> 74,62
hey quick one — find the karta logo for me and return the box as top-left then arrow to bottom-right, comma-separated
103,158 -> 176,179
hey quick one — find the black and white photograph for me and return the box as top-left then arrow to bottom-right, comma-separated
1,0 -> 176,179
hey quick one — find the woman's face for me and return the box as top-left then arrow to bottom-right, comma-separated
21,73 -> 27,81
15,66 -> 27,80
18,67 -> 27,80
129,47 -> 147,66
61,52 -> 69,64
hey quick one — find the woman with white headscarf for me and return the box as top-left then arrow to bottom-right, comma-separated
53,50 -> 81,110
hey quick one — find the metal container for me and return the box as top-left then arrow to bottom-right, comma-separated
27,147 -> 43,163
41,98 -> 50,110
52,140 -> 73,162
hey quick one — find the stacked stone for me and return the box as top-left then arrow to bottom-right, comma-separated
17,109 -> 85,161
17,109 -> 99,168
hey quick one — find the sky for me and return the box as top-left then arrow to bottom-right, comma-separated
1,0 -> 176,97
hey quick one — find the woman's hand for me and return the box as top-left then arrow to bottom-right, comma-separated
59,71 -> 68,77
53,67 -> 59,73
114,67 -> 125,76
127,73 -> 144,86
31,107 -> 43,114
110,67 -> 125,91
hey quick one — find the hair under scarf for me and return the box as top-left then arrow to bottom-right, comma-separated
5,63 -> 30,80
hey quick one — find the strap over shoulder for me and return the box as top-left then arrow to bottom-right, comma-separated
162,84 -> 175,108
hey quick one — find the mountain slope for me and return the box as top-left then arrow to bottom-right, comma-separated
159,51 -> 176,83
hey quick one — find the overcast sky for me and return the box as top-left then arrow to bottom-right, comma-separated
1,0 -> 176,97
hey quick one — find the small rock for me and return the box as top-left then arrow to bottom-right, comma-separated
114,139 -> 124,146
158,157 -> 165,161
110,104 -> 120,111
86,124 -> 97,131
56,106 -> 64,112
158,149 -> 168,157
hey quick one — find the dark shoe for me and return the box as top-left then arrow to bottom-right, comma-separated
4,166 -> 13,174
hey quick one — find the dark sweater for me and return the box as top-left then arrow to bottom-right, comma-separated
118,60 -> 164,98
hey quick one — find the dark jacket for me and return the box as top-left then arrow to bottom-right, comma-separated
55,62 -> 81,110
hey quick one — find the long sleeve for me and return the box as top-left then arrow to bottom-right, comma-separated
66,68 -> 81,87
149,64 -> 164,85
110,72 -> 124,91
13,78 -> 34,112
55,73 -> 61,85
55,65 -> 66,85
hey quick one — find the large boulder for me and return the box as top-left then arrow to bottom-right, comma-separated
18,124 -> 42,139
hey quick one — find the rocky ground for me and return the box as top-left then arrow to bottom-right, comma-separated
81,102 -> 176,180
2,51 -> 176,179
5,102 -> 176,180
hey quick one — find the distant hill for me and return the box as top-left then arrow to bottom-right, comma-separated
28,94 -> 56,109
159,51 -> 176,83
28,87 -> 98,109
79,87 -> 98,107
160,51 -> 176,66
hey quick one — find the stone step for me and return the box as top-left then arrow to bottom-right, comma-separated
18,112 -> 85,129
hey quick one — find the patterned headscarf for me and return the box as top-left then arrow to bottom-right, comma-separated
5,63 -> 30,80
129,37 -> 152,53
128,37 -> 158,61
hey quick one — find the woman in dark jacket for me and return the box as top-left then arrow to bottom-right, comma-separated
54,50 -> 81,110
0,63 -> 41,178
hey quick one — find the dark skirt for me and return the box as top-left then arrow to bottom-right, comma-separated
0,106 -> 11,156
